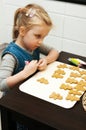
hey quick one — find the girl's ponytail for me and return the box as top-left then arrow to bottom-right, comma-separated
12,8 -> 21,40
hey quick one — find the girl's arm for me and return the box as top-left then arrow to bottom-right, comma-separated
0,54 -> 38,91
0,54 -> 16,91
39,43 -> 59,63
38,44 -> 59,70
7,60 -> 38,88
44,48 -> 59,64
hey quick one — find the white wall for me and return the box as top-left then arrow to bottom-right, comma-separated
0,0 -> 86,57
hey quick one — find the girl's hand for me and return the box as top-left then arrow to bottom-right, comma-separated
38,58 -> 47,71
23,60 -> 38,78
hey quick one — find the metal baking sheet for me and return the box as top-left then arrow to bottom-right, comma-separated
19,61 -> 86,109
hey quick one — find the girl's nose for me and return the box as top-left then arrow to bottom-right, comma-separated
38,39 -> 43,44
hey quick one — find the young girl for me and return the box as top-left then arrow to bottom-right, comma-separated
0,3 -> 59,93
0,3 -> 59,130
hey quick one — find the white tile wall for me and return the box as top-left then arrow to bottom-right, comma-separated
65,2 -> 86,18
3,5 -> 18,25
44,35 -> 63,51
0,0 -> 86,57
49,13 -> 65,37
62,39 -> 86,57
39,0 -> 66,14
64,16 -> 86,43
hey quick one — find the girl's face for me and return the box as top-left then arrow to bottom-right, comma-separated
21,24 -> 50,51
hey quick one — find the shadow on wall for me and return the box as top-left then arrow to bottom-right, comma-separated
54,0 -> 86,5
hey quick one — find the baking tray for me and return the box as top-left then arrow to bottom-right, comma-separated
19,61 -> 86,109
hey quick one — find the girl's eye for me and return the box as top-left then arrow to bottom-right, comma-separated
35,34 -> 41,39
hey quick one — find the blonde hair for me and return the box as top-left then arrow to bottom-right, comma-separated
12,4 -> 53,40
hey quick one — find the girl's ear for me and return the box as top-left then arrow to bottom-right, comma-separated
19,26 -> 26,36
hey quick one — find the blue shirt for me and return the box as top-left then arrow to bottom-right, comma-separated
2,41 -> 39,74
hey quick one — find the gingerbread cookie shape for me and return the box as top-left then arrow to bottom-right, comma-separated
69,66 -> 80,71
49,92 -> 63,100
52,73 -> 64,79
74,84 -> 86,92
66,78 -> 78,84
70,72 -> 81,78
82,75 -> 86,81
66,94 -> 80,101
60,83 -> 73,90
79,70 -> 86,75
52,69 -> 65,79
78,80 -> 86,86
57,63 -> 68,68
69,89 -> 82,95
37,77 -> 49,84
